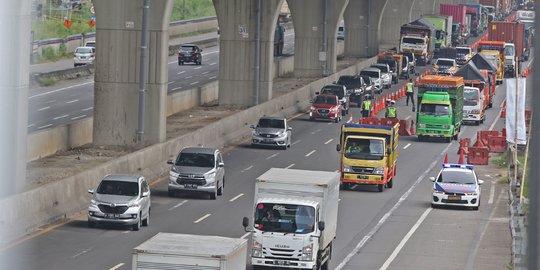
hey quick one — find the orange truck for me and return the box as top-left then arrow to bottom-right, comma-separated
477,40 -> 505,84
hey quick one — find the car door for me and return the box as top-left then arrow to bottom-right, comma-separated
216,152 -> 225,185
284,119 -> 292,143
141,179 -> 150,218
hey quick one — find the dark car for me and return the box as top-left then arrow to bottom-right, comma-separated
178,44 -> 202,65
336,75 -> 364,107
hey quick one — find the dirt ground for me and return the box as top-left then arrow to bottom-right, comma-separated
25,55 -> 365,191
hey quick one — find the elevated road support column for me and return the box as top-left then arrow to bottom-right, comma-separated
344,0 -> 387,57
213,0 -> 283,107
379,0 -> 414,50
93,0 -> 172,146
288,0 -> 348,77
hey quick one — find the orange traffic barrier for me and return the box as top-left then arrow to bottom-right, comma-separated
458,150 -> 465,164
360,117 -> 380,126
457,138 -> 470,155
409,120 -> 415,135
467,147 -> 489,165
487,136 -> 507,153
478,130 -> 499,146
380,118 -> 399,127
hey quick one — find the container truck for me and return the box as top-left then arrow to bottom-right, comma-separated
463,5 -> 481,36
416,75 -> 464,142
488,21 -> 528,75
242,168 -> 339,270
440,4 -> 469,44
470,53 -> 498,99
454,61 -> 493,125
336,122 -> 399,192
477,40 -> 505,84
465,4 -> 489,33
399,18 -> 437,66
422,15 -> 453,55
132,233 -> 248,270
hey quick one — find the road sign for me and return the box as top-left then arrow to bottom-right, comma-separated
90,6 -> 95,14
64,20 -> 72,28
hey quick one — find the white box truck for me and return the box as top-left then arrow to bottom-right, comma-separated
242,168 -> 340,270
132,232 -> 247,270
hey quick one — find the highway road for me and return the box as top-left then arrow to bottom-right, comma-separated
27,30 -> 296,133
2,50 -> 523,268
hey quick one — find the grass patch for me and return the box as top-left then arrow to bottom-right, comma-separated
170,0 -> 216,21
37,77 -> 57,87
492,151 -> 508,168
497,175 -> 509,184
176,28 -> 217,39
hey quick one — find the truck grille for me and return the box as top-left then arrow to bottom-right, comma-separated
263,247 -> 302,261
97,204 -> 128,214
177,175 -> 206,186
352,166 -> 374,173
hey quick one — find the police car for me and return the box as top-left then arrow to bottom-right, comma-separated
430,164 -> 484,210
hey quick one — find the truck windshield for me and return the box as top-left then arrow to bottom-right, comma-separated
420,104 -> 450,116
254,203 -> 315,234
436,60 -> 455,66
402,37 -> 425,44
456,48 -> 470,55
344,138 -> 384,160
464,89 -> 479,106
504,46 -> 515,56
258,118 -> 285,128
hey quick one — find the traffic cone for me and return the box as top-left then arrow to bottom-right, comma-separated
444,153 -> 449,163
409,120 -> 415,135
458,150 -> 465,164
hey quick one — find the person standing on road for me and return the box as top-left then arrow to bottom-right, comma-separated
361,94 -> 372,118
385,100 -> 397,119
406,79 -> 415,112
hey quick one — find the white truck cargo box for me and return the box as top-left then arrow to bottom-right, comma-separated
132,233 -> 247,270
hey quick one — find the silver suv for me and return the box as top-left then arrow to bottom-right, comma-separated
251,116 -> 292,149
167,147 -> 225,200
87,175 -> 151,231
73,46 -> 95,67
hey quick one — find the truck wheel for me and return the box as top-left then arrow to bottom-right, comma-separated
377,184 -> 384,192
446,137 -> 453,143
453,132 -> 459,141
475,120 -> 480,126
209,188 -> 217,200
386,179 -> 393,188
142,211 -> 150,226
320,261 -> 329,270
168,189 -> 175,197
132,215 -> 141,231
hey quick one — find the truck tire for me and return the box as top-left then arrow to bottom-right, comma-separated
377,184 -> 384,192
386,178 -> 393,188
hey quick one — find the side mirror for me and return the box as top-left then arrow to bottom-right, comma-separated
318,221 -> 325,231
386,149 -> 392,156
333,81 -> 337,84
88,189 -> 94,194
336,144 -> 341,152
167,160 -> 174,165
478,179 -> 485,185
287,127 -> 292,131
250,124 -> 255,129
242,217 -> 250,232
429,177 -> 436,182
142,191 -> 149,197
218,162 -> 225,167
315,92 -> 320,95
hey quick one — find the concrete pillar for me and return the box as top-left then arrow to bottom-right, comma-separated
0,0 -> 29,197
288,0 -> 348,77
344,0 -> 387,57
411,0 -> 437,20
379,0 -> 414,50
93,0 -> 172,146
213,0 -> 283,107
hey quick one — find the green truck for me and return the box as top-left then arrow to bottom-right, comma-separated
422,15 -> 453,55
416,75 -> 464,142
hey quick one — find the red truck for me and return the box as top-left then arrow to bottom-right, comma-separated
440,4 -> 468,44
488,21 -> 529,75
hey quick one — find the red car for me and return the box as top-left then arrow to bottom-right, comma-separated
309,94 -> 343,122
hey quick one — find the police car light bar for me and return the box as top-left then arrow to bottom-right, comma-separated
442,163 -> 474,170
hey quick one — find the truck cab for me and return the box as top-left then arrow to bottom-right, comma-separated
504,43 -> 516,76
433,58 -> 458,75
400,35 -> 429,65
456,46 -> 473,66
463,86 -> 485,125
478,41 -> 505,84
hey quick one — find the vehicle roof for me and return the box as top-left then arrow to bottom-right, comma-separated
259,116 -> 286,121
75,46 -> 94,49
371,63 -> 388,67
361,68 -> 381,72
102,174 -> 142,182
180,44 -> 198,47
440,167 -> 475,173
257,168 -> 339,186
316,93 -> 338,98
180,147 -> 217,155
418,75 -> 464,86
257,197 -> 319,208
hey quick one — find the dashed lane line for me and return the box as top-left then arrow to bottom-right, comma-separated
53,114 -> 69,120
66,99 -> 79,104
37,106 -> 50,111
109,263 -> 124,270
403,143 -> 412,149
194,214 -> 211,224
305,150 -> 316,157
324,139 -> 333,145
266,153 -> 279,160
229,193 -> 244,202
285,164 -> 295,169
168,200 -> 188,211
190,81 -> 200,85
71,115 -> 87,121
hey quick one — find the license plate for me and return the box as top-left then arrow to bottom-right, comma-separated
184,184 -> 198,189
357,175 -> 369,179
105,213 -> 120,219
263,139 -> 273,143
321,113 -> 327,117
447,195 -> 461,201
274,260 -> 290,266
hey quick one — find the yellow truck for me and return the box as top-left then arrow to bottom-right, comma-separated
336,122 -> 399,192
477,41 -> 505,85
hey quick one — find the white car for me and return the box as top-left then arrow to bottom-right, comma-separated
73,46 -> 95,67
430,164 -> 483,210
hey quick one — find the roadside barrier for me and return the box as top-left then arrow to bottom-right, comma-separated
380,118 -> 399,127
457,138 -> 470,155
468,132 -> 490,165
458,149 -> 466,164
487,135 -> 507,153
409,120 -> 415,135
501,100 -> 506,118
360,117 -> 380,126
478,130 -> 499,146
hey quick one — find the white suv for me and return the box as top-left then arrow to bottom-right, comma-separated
73,46 -> 95,67
87,175 -> 151,231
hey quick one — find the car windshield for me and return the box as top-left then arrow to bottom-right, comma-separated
258,118 -> 285,128
360,75 -> 372,84
464,89 -> 479,106
175,153 -> 215,167
373,65 -> 389,73
457,48 -> 470,55
403,37 -> 425,44
321,87 -> 344,98
402,58 -> 408,66
344,138 -> 384,160
420,104 -> 450,116
180,46 -> 196,52
505,46 -> 515,56
97,180 -> 139,196
485,6 -> 495,13
437,170 -> 476,184
360,71 -> 379,78
437,60 -> 455,66
337,76 -> 360,88
314,95 -> 337,105
75,48 -> 92,54
255,203 -> 315,234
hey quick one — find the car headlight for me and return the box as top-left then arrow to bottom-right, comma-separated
89,199 -> 98,207
252,240 -> 262,258
301,243 -> 313,261
169,170 -> 179,179
373,166 -> 385,175
470,109 -> 480,114
128,201 -> 140,208
465,192 -> 478,196
310,106 -> 316,111
277,131 -> 287,138
433,189 -> 444,194
252,130 -> 260,136
418,123 -> 426,128
343,165 -> 352,173
442,124 -> 451,129
204,170 -> 216,180
330,107 -> 338,112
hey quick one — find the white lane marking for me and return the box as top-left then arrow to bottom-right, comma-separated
335,143 -> 453,270
38,124 -> 53,129
37,106 -> 50,111
292,140 -> 302,145
305,150 -> 316,157
311,129 -> 322,134
324,139 -> 334,145
328,122 -> 333,125
185,76 -> 193,79
242,165 -> 253,172
82,107 -> 93,111
241,232 -> 251,239
122,231 -> 130,234
29,81 -> 94,99
194,214 -> 211,224
190,81 -> 200,85
379,208 -> 432,270
209,76 -> 217,80
202,71 -> 210,75
168,81 -> 175,85
489,98 -> 505,131
71,115 -> 87,120
66,99 -> 79,104
178,71 -> 186,75
194,67 -> 202,70
285,164 -> 295,169
109,263 -> 124,270
488,184 -> 495,204
229,193 -> 244,202
53,114 -> 69,120
403,143 -> 412,149
168,200 -> 188,211
266,153 -> 279,160
405,115 -> 412,120
172,86 -> 183,91
210,62 -> 217,66
72,247 -> 92,258
27,124 -> 35,128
